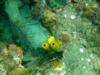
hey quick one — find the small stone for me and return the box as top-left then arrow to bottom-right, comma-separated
85,3 -> 89,6
87,58 -> 91,62
59,32 -> 69,43
90,54 -> 95,59
81,58 -> 84,61
64,14 -> 67,18
94,57 -> 100,70
70,15 -> 76,20
83,66 -> 86,69
80,48 -> 84,53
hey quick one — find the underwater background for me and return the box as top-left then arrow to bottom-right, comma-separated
0,0 -> 100,75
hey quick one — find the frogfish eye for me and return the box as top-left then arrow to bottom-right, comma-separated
42,42 -> 49,50
52,42 -> 55,45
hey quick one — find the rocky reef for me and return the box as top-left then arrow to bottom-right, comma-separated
0,0 -> 100,75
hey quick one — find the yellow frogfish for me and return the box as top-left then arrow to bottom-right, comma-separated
42,36 -> 62,52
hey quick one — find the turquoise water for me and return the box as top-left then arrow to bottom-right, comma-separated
0,0 -> 100,75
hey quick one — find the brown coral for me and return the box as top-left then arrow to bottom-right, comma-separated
40,8 -> 58,28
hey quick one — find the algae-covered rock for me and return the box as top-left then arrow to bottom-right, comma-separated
40,9 -> 58,28
0,0 -> 99,75
94,57 -> 100,71
0,43 -> 25,74
8,44 -> 23,65
0,42 -> 8,55
10,67 -> 29,75
0,64 -> 7,75
74,0 -> 98,6
45,0 -> 71,9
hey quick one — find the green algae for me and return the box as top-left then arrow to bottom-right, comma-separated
10,67 -> 29,75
